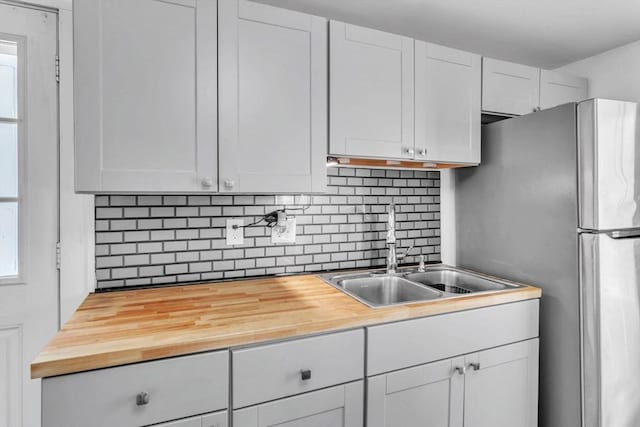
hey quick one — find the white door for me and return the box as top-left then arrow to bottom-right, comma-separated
464,339 -> 539,427
367,357 -> 464,427
329,21 -> 414,159
415,42 -> 481,164
74,0 -> 218,193
482,58 -> 540,116
218,0 -> 327,193
539,70 -> 587,110
0,4 -> 59,427
234,382 -> 363,427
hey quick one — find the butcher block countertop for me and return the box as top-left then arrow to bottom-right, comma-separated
31,268 -> 541,379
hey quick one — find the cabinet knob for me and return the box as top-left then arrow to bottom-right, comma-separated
404,147 -> 415,156
533,106 -> 542,112
300,369 -> 312,381
201,177 -> 213,188
136,391 -> 150,406
454,366 -> 466,376
224,179 -> 235,189
418,148 -> 427,157
469,362 -> 481,371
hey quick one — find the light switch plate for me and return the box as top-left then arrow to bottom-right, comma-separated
271,217 -> 296,244
226,219 -> 244,245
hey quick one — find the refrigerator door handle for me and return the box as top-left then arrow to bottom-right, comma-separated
606,229 -> 640,239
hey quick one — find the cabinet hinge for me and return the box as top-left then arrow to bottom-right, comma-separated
55,55 -> 60,83
55,241 -> 61,270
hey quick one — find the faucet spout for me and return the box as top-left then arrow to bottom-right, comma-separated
387,203 -> 398,273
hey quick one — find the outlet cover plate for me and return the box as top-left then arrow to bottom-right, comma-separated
271,218 -> 297,244
226,219 -> 244,245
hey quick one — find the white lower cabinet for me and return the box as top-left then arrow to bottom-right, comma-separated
234,381 -> 364,427
367,356 -> 464,427
152,410 -> 228,427
463,339 -> 539,427
42,351 -> 229,427
366,339 -> 539,427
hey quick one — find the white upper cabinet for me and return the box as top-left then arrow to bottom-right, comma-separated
329,21 -> 414,160
218,0 -> 327,193
415,42 -> 481,164
74,0 -> 217,193
539,70 -> 588,110
482,58 -> 541,116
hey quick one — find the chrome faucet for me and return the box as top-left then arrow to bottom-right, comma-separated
386,203 -> 413,273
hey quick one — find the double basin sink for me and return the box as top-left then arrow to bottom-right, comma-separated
319,266 -> 523,308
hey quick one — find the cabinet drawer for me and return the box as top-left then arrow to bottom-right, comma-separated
232,329 -> 364,408
42,351 -> 229,427
367,299 -> 539,375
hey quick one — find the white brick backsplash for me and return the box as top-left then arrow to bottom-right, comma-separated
94,167 -> 440,289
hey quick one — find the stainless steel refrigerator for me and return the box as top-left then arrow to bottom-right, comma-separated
456,99 -> 640,427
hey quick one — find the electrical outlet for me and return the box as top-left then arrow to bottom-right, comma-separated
226,219 -> 244,245
271,217 -> 297,244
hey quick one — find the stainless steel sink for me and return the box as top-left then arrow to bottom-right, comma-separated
319,266 -> 523,308
405,268 -> 513,294
332,273 -> 443,307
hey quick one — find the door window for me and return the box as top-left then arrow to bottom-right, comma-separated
0,39 -> 20,280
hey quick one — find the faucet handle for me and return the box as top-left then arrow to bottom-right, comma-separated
396,245 -> 415,261
418,255 -> 426,272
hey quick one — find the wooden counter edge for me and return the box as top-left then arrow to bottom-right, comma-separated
31,284 -> 541,379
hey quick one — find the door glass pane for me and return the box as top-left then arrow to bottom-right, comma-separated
0,202 -> 18,277
0,40 -> 18,119
0,122 -> 17,197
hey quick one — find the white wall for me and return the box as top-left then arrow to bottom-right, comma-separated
556,39 -> 640,103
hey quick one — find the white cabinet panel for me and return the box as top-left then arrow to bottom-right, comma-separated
539,70 -> 588,110
201,411 -> 229,427
464,339 -> 539,427
219,0 -> 327,193
234,381 -> 363,427
152,416 -> 202,427
367,299 -> 539,376
74,0 -> 217,192
330,21 -> 414,159
367,357 -> 464,427
153,411 -> 228,427
233,329 -> 364,408
42,351 -> 229,427
415,42 -> 481,164
482,58 -> 540,116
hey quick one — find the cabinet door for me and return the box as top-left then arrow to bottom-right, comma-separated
218,0 -> 327,193
464,339 -> 539,427
330,21 -> 414,159
367,357 -> 464,427
482,58 -> 540,116
234,381 -> 363,427
153,417 -> 202,427
415,42 -> 481,164
152,411 -> 228,427
74,0 -> 217,192
539,70 -> 587,110
202,411 -> 229,427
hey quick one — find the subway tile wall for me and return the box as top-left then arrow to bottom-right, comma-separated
94,168 -> 441,289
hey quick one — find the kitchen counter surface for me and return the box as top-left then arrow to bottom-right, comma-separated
31,266 -> 541,378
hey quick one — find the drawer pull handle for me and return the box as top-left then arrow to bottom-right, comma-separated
469,362 -> 481,371
300,369 -> 312,381
454,366 -> 466,376
136,391 -> 150,406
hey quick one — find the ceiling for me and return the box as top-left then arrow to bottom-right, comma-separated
253,0 -> 640,68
